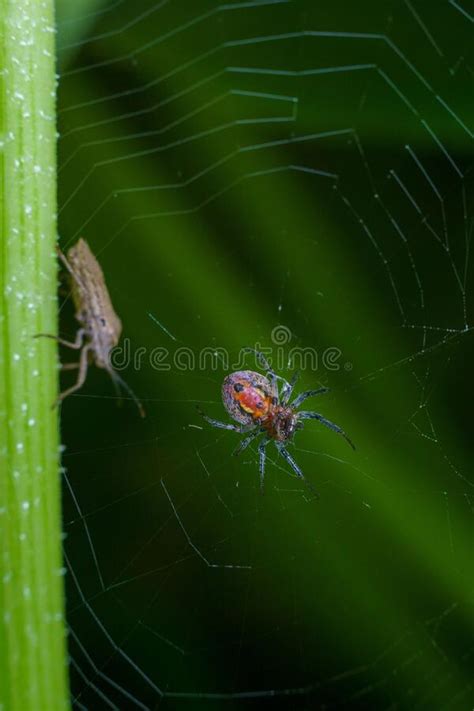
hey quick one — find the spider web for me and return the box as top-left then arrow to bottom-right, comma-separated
56,1 -> 473,708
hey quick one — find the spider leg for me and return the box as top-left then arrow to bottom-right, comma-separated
243,347 -> 272,372
243,347 -> 284,400
197,407 -> 251,433
276,443 -> 319,498
298,410 -> 355,450
292,386 -> 329,408
258,438 -> 271,493
281,370 -> 300,405
233,428 -> 262,456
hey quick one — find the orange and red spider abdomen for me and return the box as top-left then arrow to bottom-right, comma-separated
222,370 -> 273,426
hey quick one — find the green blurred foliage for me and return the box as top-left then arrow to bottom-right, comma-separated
56,1 -> 473,708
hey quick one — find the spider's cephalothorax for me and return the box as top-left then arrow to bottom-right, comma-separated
264,405 -> 300,442
200,350 -> 355,495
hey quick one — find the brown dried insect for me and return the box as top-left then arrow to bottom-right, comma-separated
37,238 -> 144,416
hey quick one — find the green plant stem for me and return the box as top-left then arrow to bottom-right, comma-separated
0,1 -> 69,709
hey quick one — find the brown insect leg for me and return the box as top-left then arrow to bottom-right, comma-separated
55,343 -> 92,406
60,363 -> 80,371
35,328 -> 86,350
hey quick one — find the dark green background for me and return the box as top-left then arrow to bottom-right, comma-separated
55,1 -> 473,709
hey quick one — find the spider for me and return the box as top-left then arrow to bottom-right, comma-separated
199,349 -> 354,494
